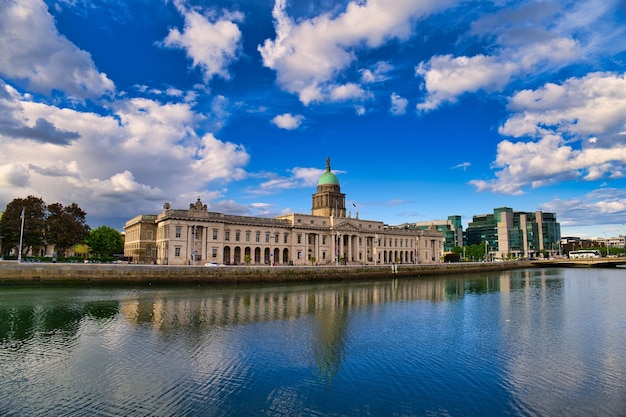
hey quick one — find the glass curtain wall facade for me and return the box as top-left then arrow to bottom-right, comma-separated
466,207 -> 561,259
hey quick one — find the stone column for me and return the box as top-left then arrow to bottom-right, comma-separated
201,226 -> 207,263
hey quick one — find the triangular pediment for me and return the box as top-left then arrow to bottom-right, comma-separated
333,220 -> 362,232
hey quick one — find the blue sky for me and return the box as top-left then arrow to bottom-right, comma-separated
1,0 -> 626,238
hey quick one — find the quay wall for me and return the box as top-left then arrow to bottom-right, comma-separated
0,261 -> 533,285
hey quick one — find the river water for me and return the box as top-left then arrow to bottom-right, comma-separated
1,267 -> 625,417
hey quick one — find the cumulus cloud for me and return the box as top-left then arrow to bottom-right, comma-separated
390,93 -> 408,115
470,73 -> 626,194
361,61 -> 393,84
412,0 -> 621,112
0,164 -> 30,187
500,72 -> 626,145
541,188 -> 626,227
162,2 -> 243,82
271,113 -> 304,130
416,37 -> 580,111
0,0 -> 114,99
0,81 -> 250,222
259,0 -> 450,105
0,81 -> 79,145
470,135 -> 626,194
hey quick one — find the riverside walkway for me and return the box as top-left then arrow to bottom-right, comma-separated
0,261 -> 533,285
529,258 -> 626,268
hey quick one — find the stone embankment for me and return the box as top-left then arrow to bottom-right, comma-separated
0,261 -> 533,285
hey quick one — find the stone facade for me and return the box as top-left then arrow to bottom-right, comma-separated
124,158 -> 443,266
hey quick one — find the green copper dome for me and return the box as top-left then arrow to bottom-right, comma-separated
318,171 -> 340,186
318,156 -> 340,186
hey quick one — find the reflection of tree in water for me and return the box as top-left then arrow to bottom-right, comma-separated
0,300 -> 119,342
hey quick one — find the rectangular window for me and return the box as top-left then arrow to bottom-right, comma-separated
213,229 -> 218,240
274,234 -> 279,244
246,231 -> 250,242
175,247 -> 181,257
146,246 -> 152,256
322,236 -> 326,245
175,227 -> 181,238
212,248 -> 217,259
297,234 -> 301,244
284,234 -> 288,244
265,232 -> 270,243
194,227 -> 200,240
255,232 -> 260,243
147,231 -> 153,240
235,231 -> 240,242
322,251 -> 326,260
225,231 -> 230,241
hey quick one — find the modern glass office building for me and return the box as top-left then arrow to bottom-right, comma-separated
465,207 -> 561,259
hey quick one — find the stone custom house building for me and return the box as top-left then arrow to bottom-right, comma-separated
124,158 -> 443,266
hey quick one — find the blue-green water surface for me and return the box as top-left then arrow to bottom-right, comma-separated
1,268 -> 625,416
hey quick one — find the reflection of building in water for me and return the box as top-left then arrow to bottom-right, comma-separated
124,157 -> 443,265
118,278 -> 482,330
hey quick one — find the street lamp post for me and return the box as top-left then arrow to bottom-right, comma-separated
18,207 -> 25,263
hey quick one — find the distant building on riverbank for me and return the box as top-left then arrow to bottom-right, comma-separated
466,207 -> 561,259
392,216 -> 463,253
124,158 -> 443,266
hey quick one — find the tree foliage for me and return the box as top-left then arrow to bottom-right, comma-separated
85,226 -> 124,258
0,196 -> 47,256
1,196 -> 91,258
45,202 -> 90,256
464,242 -> 487,260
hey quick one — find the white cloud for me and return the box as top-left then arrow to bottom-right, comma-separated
0,164 -> 30,187
412,0 -> 621,112
452,162 -> 470,171
271,113 -> 304,130
470,135 -> 626,194
0,81 -> 250,222
256,165 -> 346,193
416,37 -> 580,111
329,83 -> 369,102
470,72 -> 626,194
541,188 -> 626,228
361,61 -> 393,83
500,72 -> 626,144
163,3 -> 243,82
0,0 -> 114,99
259,0 -> 450,105
390,93 -> 408,115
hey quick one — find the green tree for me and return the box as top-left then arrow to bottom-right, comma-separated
73,243 -> 91,258
45,202 -> 90,257
85,226 -> 124,258
0,196 -> 46,257
465,242 -> 486,261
